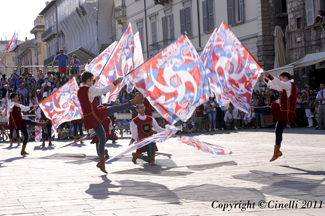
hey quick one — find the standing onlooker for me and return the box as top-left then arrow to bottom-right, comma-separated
205,96 -> 218,131
315,83 -> 325,130
70,54 -> 80,74
52,49 -> 70,77
303,91 -> 313,127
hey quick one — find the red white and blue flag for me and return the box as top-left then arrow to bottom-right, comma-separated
107,125 -> 179,163
35,93 -> 42,142
40,78 -> 82,136
178,136 -> 232,155
98,23 -> 134,103
201,22 -> 262,113
6,33 -> 17,52
127,34 -> 211,124
1,92 -> 10,117
85,41 -> 117,76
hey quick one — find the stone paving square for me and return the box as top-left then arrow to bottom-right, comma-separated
0,128 -> 325,215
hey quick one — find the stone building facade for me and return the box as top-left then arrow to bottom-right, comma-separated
286,0 -> 325,89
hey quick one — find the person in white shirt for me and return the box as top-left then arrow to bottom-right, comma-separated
243,112 -> 256,128
129,103 -> 165,165
315,82 -> 325,130
41,77 -> 51,91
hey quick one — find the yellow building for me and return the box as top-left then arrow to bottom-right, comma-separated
30,15 -> 46,67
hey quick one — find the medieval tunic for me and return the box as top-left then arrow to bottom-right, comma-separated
9,104 -> 32,130
264,75 -> 297,124
130,114 -> 165,154
77,83 -> 114,129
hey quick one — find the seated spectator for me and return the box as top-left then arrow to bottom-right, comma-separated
7,78 -> 14,91
315,10 -> 324,23
42,77 -> 51,92
36,89 -> 42,100
26,73 -> 37,83
57,125 -> 68,140
224,106 -> 238,130
16,83 -> 28,99
1,84 -> 11,97
159,118 -> 168,128
182,119 -> 196,133
243,112 -> 256,128
38,74 -> 45,85
2,74 -> 8,82
28,81 -> 37,92
9,68 -> 20,83
45,71 -> 53,83
29,98 -> 36,106
52,82 -> 60,92
18,93 -> 26,105
15,77 -> 24,90
38,69 -> 43,77
22,68 -> 29,77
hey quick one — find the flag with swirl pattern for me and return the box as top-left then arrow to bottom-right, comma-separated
179,136 -> 232,155
98,23 -> 134,103
127,34 -> 211,124
85,41 -> 117,76
201,22 -> 262,113
106,125 -> 179,163
40,78 -> 82,136
34,93 -> 42,142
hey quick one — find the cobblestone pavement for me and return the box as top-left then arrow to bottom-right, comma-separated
0,127 -> 324,215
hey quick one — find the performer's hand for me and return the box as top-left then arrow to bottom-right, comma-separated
260,76 -> 265,82
264,71 -> 270,77
94,76 -> 100,82
113,77 -> 123,85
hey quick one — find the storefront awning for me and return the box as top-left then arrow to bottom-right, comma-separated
268,51 -> 325,76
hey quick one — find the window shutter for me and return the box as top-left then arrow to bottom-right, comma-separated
305,0 -> 314,26
185,7 -> 192,37
138,25 -> 144,51
180,9 -> 186,34
151,21 -> 157,44
169,14 -> 175,40
202,0 -> 208,32
227,0 -> 235,25
162,16 -> 168,46
273,0 -> 282,15
239,0 -> 244,22
208,0 -> 215,30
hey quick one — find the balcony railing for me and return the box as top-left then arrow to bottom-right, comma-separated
114,5 -> 127,25
44,55 -> 55,66
41,27 -> 57,42
149,39 -> 174,56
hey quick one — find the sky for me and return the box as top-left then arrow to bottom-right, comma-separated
0,0 -> 48,41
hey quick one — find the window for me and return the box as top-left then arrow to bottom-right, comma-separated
202,0 -> 215,32
162,13 -> 174,46
150,16 -> 157,44
136,21 -> 144,50
180,7 -> 192,37
305,0 -> 314,26
227,0 -> 244,25
273,0 -> 287,15
297,17 -> 301,29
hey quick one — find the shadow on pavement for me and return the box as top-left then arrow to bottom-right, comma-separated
85,177 -> 265,204
280,165 -> 325,176
186,161 -> 237,171
233,169 -> 325,199
33,145 -> 56,151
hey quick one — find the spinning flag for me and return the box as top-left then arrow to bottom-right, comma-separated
1,92 -> 10,117
201,22 -> 262,113
98,23 -> 134,103
127,34 -> 211,124
34,93 -> 42,142
85,41 -> 117,76
178,136 -> 232,155
107,125 -> 179,162
40,78 -> 82,136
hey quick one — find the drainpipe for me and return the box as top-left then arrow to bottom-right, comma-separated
197,0 -> 201,48
144,0 -> 149,59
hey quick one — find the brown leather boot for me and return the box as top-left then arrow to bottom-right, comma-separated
270,145 -> 282,162
149,154 -> 155,166
21,145 -> 29,156
132,153 -> 141,164
96,154 -> 108,174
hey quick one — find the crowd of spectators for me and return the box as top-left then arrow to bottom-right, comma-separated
0,63 -> 323,142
